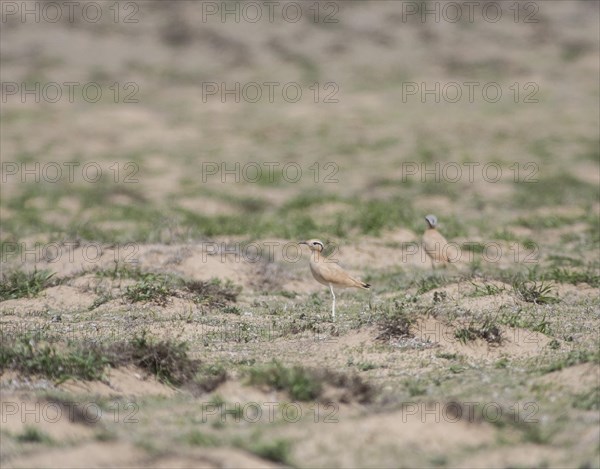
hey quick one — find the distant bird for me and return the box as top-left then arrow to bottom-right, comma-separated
299,239 -> 371,320
423,214 -> 456,269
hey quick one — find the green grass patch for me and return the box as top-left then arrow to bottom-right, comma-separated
541,349 -> 600,374
498,308 -> 551,334
572,386 -> 600,411
357,362 -> 377,371
186,278 -> 242,307
437,352 -> 458,360
0,269 -> 56,301
404,379 -> 427,397
94,264 -> 150,281
347,198 -> 417,235
542,267 -> 599,288
124,273 -> 175,305
513,173 -> 599,207
511,280 -> 559,304
515,214 -> 580,229
246,361 -> 374,403
461,242 -> 485,254
104,268 -> 242,307
0,335 -> 108,382
468,282 -> 506,297
237,435 -> 293,465
16,426 -> 53,444
247,361 -> 322,401
105,331 -> 199,386
376,301 -> 415,340
251,438 -> 292,464
454,316 -> 503,345
190,364 -> 228,393
415,275 -> 450,295
498,308 -> 550,334
0,331 -> 199,386
184,430 -> 219,447
547,255 -> 584,268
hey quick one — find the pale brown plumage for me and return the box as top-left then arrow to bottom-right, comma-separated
299,239 -> 370,319
423,215 -> 456,268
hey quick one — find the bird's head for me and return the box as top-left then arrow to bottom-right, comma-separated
299,239 -> 325,252
425,214 -> 438,229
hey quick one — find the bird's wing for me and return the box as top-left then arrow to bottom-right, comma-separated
313,258 -> 365,288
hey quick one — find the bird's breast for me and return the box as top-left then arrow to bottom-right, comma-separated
309,259 -> 330,286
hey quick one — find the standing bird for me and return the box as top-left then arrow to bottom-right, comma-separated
299,239 -> 371,320
423,214 -> 456,269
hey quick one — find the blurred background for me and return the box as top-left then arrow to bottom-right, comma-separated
1,0 -> 598,252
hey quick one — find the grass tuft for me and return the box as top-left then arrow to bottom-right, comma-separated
542,267 -> 599,288
124,273 -> 174,305
247,361 -> 322,401
246,361 -> 374,403
249,438 -> 293,464
16,426 -> 53,444
119,270 -> 241,307
184,430 -> 219,447
0,269 -> 56,301
542,349 -> 600,373
469,282 -> 505,297
512,280 -> 559,304
572,387 -> 600,411
0,331 -> 199,386
189,364 -> 228,394
104,331 -> 199,386
0,335 -> 108,382
499,308 -> 551,334
416,275 -> 450,295
185,278 -> 241,307
376,301 -> 415,340
454,316 -> 503,345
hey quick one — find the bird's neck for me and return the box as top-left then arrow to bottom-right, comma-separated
311,250 -> 325,263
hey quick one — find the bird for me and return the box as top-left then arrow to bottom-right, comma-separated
299,239 -> 371,320
422,214 -> 456,269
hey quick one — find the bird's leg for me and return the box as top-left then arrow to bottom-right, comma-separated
329,284 -> 336,320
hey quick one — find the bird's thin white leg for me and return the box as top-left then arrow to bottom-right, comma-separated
329,284 -> 336,320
